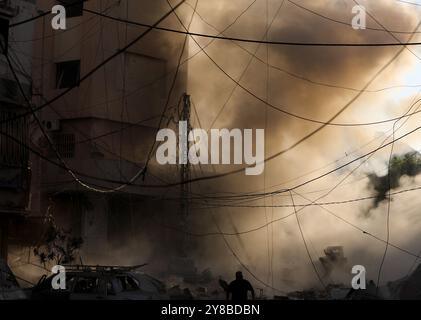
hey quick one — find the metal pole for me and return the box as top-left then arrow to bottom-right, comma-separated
179,93 -> 191,257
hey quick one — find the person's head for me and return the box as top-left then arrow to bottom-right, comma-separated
235,271 -> 243,280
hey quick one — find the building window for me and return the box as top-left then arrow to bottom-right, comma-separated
52,133 -> 75,159
0,109 -> 28,166
56,60 -> 80,89
60,0 -> 85,18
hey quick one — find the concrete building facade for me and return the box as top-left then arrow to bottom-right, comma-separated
29,0 -> 190,267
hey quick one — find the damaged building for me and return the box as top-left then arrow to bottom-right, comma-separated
0,0 -> 203,283
27,0 -> 191,269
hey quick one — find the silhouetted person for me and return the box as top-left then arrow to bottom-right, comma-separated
227,271 -> 255,301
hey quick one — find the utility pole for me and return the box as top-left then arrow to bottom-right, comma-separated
179,93 -> 191,257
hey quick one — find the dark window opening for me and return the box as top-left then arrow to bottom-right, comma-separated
56,60 -> 80,89
0,109 -> 28,166
60,0 -> 85,18
52,133 -> 75,159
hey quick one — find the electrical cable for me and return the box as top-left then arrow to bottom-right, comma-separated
7,36 -> 164,191
287,0 -> 421,34
350,0 -> 421,293
3,46 -> 121,193
184,0 -> 421,94
396,0 -> 421,7
26,0 -> 187,193
157,2 -> 421,288
9,0 -> 86,27
141,0 -> 198,176
3,122 -> 421,257
4,1 -> 420,199
207,0 -> 286,131
375,118 -> 397,295
155,184 -> 421,261
187,91 -> 421,205
289,190 -> 326,290
7,2 -> 421,130
136,18 -> 421,186
78,7 -> 421,46
0,0 -> 187,126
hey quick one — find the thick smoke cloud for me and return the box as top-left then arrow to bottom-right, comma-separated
183,0 -> 421,291
13,0 -> 421,293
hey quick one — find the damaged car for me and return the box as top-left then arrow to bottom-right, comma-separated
31,265 -> 168,300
